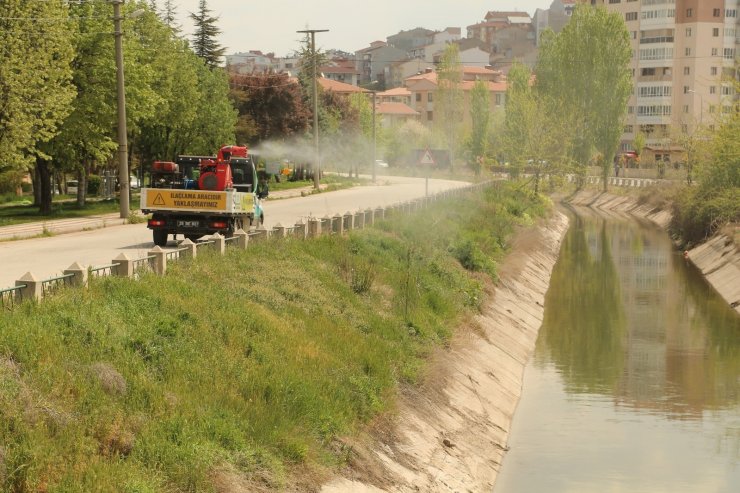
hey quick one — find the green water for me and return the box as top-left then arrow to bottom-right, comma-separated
494,211 -> 740,493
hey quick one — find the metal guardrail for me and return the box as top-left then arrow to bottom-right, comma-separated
41,273 -> 74,297
0,284 -> 25,311
89,263 -> 120,278
131,255 -> 155,274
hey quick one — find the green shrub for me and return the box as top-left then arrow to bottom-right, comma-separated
87,175 -> 102,195
671,186 -> 740,247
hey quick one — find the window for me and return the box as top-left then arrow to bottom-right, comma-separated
609,0 -> 621,3
721,85 -> 734,95
685,27 -> 692,36
685,47 -> 691,56
723,105 -> 732,114
713,28 -> 719,37
415,93 -> 421,102
683,104 -> 689,113
683,85 -> 689,94
641,67 -> 656,76
628,106 -> 634,114
626,12 -> 638,21
709,86 -> 716,94
638,85 -> 672,97
686,8 -> 692,17
724,48 -> 736,59
684,66 -> 690,75
711,67 -> 718,76
640,47 -> 673,60
427,111 -> 433,121
624,125 -> 634,133
641,9 -> 675,20
713,8 -> 721,17
709,105 -> 716,114
631,31 -> 637,39
427,93 -> 433,102
726,9 -> 737,18
637,105 -> 671,116
712,48 -> 718,56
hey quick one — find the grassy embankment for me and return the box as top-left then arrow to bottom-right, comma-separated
0,183 -> 548,492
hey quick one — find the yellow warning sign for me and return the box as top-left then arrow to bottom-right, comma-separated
145,190 -> 227,211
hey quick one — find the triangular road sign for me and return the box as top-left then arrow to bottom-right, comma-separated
419,149 -> 435,166
153,193 -> 165,206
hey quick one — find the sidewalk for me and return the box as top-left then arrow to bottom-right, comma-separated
0,186 -> 318,241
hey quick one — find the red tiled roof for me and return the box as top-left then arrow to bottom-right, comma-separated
379,87 -> 411,97
376,102 -> 419,116
461,80 -> 507,92
318,78 -> 367,93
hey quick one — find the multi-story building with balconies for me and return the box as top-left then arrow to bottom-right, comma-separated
593,0 -> 738,153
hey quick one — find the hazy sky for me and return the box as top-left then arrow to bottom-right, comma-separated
173,1 -> 555,56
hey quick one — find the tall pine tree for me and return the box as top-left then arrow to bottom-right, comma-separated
190,0 -> 225,69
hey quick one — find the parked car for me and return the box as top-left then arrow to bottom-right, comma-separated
130,175 -> 140,189
375,159 -> 389,168
66,180 -> 78,194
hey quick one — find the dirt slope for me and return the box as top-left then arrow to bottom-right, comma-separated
321,211 -> 569,492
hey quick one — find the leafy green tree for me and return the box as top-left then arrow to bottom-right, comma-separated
186,63 -> 237,154
536,5 -> 632,191
229,72 -> 310,144
468,80 -> 491,175
0,0 -> 75,211
434,44 -> 464,170
190,0 -> 226,69
501,62 -> 570,192
133,12 -> 202,164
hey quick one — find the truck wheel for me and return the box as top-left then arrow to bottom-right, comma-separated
153,229 -> 168,246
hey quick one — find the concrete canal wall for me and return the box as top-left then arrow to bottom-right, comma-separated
568,190 -> 739,314
321,211 -> 570,493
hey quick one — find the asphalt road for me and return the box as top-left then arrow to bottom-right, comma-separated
0,176 -> 468,289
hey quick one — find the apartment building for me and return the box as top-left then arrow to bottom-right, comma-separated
594,0 -> 739,152
404,67 -> 507,127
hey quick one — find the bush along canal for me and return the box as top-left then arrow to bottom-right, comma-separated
494,209 -> 740,493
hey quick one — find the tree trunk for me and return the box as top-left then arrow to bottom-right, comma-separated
31,166 -> 41,206
36,157 -> 53,215
76,163 -> 88,207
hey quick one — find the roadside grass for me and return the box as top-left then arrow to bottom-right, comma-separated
0,183 -> 548,491
0,198 -> 129,227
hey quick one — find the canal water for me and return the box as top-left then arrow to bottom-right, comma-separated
494,209 -> 740,493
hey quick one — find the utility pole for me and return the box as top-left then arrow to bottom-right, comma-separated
112,0 -> 129,218
371,91 -> 376,183
297,29 -> 328,191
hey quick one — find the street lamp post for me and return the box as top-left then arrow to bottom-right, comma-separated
297,29 -> 329,191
